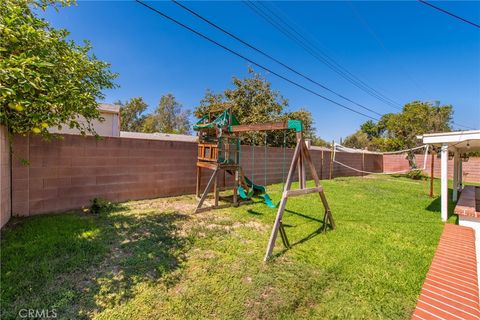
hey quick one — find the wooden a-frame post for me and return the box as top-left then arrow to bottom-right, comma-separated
264,135 -> 335,261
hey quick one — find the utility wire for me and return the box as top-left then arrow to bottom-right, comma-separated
255,1 -> 402,109
172,0 -> 383,117
346,1 -> 431,99
245,1 -> 402,110
247,1 -> 477,130
417,0 -> 480,29
135,0 -> 379,120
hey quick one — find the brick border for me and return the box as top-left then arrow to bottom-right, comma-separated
412,224 -> 480,320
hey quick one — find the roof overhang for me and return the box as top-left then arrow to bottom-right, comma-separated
98,103 -> 120,114
418,130 -> 480,152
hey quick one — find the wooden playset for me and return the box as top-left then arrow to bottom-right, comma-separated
193,107 -> 335,261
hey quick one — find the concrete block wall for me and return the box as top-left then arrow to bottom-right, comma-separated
383,154 -> 480,183
0,126 -> 11,228
10,134 -> 383,217
11,134 -> 199,216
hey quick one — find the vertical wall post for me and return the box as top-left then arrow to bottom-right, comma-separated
361,151 -> 365,178
440,143 -> 448,222
320,150 -> 324,180
329,140 -> 334,180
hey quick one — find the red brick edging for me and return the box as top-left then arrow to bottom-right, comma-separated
412,224 -> 480,320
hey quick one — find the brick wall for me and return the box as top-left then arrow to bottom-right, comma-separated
0,126 -> 11,228
10,134 -> 383,217
383,154 -> 480,183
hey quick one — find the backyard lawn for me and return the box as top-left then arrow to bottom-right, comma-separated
1,175 -> 455,319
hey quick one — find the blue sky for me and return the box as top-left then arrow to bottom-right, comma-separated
41,1 -> 480,141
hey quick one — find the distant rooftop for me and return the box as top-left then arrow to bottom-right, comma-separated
98,103 -> 120,114
120,131 -> 197,143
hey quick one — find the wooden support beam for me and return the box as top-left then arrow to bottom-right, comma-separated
285,187 -> 323,197
264,137 -> 336,261
300,142 -> 335,230
195,168 -> 220,213
297,132 -> 306,189
197,161 -> 218,170
264,139 -> 302,261
196,166 -> 202,198
230,121 -> 288,133
214,171 -> 219,207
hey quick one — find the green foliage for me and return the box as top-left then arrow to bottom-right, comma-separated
360,120 -> 379,139
143,93 -> 191,134
343,130 -> 370,149
358,101 -> 452,152
194,68 -> 326,147
90,197 -> 113,214
0,0 -> 118,138
405,169 -> 426,180
117,97 -> 148,132
346,101 -> 453,167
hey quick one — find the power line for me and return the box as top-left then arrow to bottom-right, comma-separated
256,1 -> 403,110
246,1 -> 477,130
171,0 -> 383,117
417,0 -> 480,29
244,1 -> 402,110
346,1 -> 432,100
452,121 -> 476,130
135,0 -> 379,120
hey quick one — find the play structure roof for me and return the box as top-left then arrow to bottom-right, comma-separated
193,109 -> 240,131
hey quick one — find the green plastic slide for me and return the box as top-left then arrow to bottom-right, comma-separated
238,176 -> 277,209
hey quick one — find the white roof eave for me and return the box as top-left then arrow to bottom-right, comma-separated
420,130 -> 480,145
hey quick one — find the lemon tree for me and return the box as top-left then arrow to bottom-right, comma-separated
0,0 -> 117,138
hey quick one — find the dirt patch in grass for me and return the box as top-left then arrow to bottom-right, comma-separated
1,176 -> 446,319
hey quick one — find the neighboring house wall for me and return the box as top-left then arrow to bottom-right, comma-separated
0,126 -> 11,228
49,104 -> 120,137
10,134 -> 382,217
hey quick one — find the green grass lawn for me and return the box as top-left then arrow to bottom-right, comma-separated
1,175 -> 456,319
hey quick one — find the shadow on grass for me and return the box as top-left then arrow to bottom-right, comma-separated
0,202 -> 192,319
247,208 -> 323,223
271,227 -> 325,260
247,207 -> 327,260
425,188 -> 457,221
247,209 -> 263,216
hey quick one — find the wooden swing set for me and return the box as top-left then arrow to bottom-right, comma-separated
194,108 -> 335,261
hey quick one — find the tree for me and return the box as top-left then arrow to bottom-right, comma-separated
117,97 -> 148,132
0,0 -> 117,138
360,120 -> 379,139
343,130 -> 370,149
348,101 -> 453,167
143,93 -> 191,134
194,69 -> 324,147
283,108 -> 328,147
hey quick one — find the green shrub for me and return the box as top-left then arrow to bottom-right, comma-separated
90,198 -> 113,214
406,169 -> 425,180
